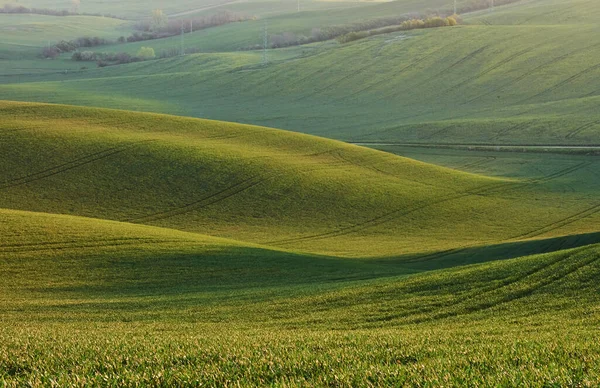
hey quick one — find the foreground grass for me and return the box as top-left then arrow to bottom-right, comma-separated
2,324 -> 599,386
1,215 -> 599,385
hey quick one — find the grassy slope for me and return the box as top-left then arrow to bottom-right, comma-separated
94,0 -> 456,53
0,14 -> 132,59
2,0 -> 599,145
2,101 -> 599,259
1,206 -> 599,384
0,0 -> 374,19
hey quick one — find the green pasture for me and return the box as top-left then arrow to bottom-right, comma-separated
2,1 -> 599,145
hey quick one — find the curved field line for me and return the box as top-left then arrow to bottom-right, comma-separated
456,156 -> 496,170
517,62 -> 600,105
364,30 -> 518,106
443,46 -> 534,94
405,249 -> 586,322
334,33 -> 465,104
267,180 -> 509,246
0,238 -> 183,254
511,203 -> 600,241
126,174 -> 266,223
331,150 -> 446,189
565,119 -> 600,139
379,249 -> 575,321
492,121 -> 529,141
370,44 -> 494,105
126,146 -> 348,224
424,250 -> 598,322
516,2 -> 581,25
526,161 -> 592,184
268,161 -> 593,246
0,140 -> 155,191
462,40 -> 600,105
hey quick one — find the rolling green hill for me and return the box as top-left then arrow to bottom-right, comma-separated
0,14 -> 132,59
2,0 -> 600,383
1,204 -> 599,384
2,0 -> 599,146
2,101 -> 599,259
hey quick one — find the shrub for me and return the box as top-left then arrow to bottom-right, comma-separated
337,31 -> 370,44
72,51 -> 97,61
55,40 -> 77,53
424,16 -> 448,28
136,47 -> 156,59
446,16 -> 458,26
42,47 -> 60,59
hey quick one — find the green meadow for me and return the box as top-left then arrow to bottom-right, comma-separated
1,0 -> 600,385
1,0 -> 599,145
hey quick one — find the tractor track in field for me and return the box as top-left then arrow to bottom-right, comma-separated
0,238 -> 184,254
369,44 -> 494,106
291,42 -> 385,103
266,181 -> 509,246
0,140 -> 156,191
565,119 -> 600,139
264,45 -> 373,95
511,202 -> 600,241
403,247 -> 594,323
462,40 -> 600,105
331,150 -> 446,189
517,2 -> 581,25
443,46 -> 534,95
126,147 -> 348,224
419,125 -> 456,141
126,174 -> 267,223
366,29 -> 515,106
335,33 -> 464,103
456,156 -> 497,170
525,161 -> 593,184
517,62 -> 600,105
424,248 -> 598,322
376,248 -> 576,322
267,161 -> 594,247
491,121 -> 530,141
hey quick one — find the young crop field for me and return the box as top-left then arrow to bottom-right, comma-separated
1,0 -> 600,385
1,0 -> 599,146
1,204 -> 599,385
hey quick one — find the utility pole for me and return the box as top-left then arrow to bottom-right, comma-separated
262,20 -> 268,65
297,0 -> 300,12
190,19 -> 193,34
491,0 -> 494,11
180,21 -> 185,56
454,0 -> 457,15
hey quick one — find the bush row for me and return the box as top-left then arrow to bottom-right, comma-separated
250,0 -> 521,50
41,36 -> 113,58
337,16 -> 458,44
70,46 -> 202,67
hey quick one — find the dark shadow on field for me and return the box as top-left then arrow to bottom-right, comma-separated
374,231 -> 600,271
27,246 -> 416,297
28,232 -> 600,298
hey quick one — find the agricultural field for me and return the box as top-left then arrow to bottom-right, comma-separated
1,102 -> 600,384
1,0 -> 600,385
1,0 -> 599,145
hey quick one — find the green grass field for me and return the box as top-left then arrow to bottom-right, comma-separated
2,204 -> 600,384
1,99 -> 599,384
1,0 -> 599,145
2,0 -> 600,384
2,101 -> 599,258
0,0 -> 377,19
